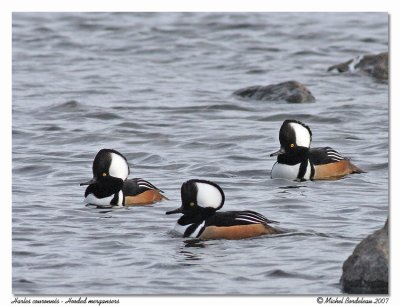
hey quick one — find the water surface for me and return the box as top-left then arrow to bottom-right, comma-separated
12,12 -> 388,295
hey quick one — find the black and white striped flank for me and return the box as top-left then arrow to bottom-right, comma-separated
234,210 -> 279,225
325,148 -> 345,162
135,178 -> 164,192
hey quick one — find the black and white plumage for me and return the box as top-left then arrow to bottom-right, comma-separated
309,147 -> 345,165
166,179 -> 281,240
80,149 -> 130,186
270,120 -> 364,180
123,178 -> 165,196
206,210 -> 278,227
83,175 -> 124,208
80,149 -> 167,206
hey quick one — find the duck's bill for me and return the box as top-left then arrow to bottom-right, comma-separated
79,178 -> 97,186
165,207 -> 183,215
270,147 -> 285,157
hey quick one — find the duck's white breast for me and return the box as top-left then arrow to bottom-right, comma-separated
271,162 -> 300,180
271,161 -> 312,180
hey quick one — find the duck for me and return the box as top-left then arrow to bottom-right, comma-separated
81,149 -> 167,206
166,179 -> 282,240
270,119 -> 364,180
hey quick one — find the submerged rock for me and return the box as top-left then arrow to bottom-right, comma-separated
233,81 -> 315,103
341,219 -> 388,294
328,52 -> 388,81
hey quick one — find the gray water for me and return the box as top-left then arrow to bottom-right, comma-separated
12,13 -> 388,295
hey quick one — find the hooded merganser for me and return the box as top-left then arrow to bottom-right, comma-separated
81,149 -> 167,206
166,179 -> 282,240
270,120 -> 365,181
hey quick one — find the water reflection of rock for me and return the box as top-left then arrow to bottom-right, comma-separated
341,219 -> 388,294
328,52 -> 388,81
233,81 -> 315,103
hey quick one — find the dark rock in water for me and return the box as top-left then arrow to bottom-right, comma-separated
328,52 -> 388,81
233,81 -> 315,103
341,219 -> 388,294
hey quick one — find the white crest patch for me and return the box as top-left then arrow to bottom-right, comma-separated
196,182 -> 223,209
290,122 -> 311,148
109,152 -> 129,180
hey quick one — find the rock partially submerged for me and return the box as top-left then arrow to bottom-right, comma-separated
328,52 -> 388,81
233,81 -> 315,103
341,219 -> 388,294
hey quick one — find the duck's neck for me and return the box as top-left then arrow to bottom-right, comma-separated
178,208 -> 215,225
277,147 -> 309,165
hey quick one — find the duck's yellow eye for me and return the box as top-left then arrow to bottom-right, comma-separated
290,143 -> 295,148
189,202 -> 195,207
102,172 -> 107,177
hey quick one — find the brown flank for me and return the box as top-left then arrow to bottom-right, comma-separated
314,160 -> 365,180
124,190 -> 168,206
199,224 -> 282,240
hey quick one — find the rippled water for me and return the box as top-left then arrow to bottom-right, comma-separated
12,13 -> 388,295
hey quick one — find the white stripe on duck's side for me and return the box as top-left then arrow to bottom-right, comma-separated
190,221 -> 206,238
172,221 -> 205,238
